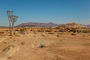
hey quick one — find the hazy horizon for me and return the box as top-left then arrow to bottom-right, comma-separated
0,0 -> 90,26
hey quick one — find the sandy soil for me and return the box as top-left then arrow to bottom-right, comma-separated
0,32 -> 90,60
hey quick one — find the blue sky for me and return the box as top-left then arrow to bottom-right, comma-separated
0,0 -> 90,26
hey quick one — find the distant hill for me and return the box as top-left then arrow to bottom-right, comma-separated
0,26 -> 8,28
17,22 -> 90,28
56,22 -> 87,28
85,25 -> 90,28
17,22 -> 58,28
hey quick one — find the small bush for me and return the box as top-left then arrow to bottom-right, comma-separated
5,30 -> 9,32
39,44 -> 45,48
59,30 -> 65,32
41,34 -> 45,37
8,57 -> 12,59
21,42 -> 25,45
71,33 -> 76,35
38,30 -> 43,32
45,30 -> 51,32
57,34 -> 60,37
15,30 -> 19,31
0,32 -> 4,35
19,29 -> 25,34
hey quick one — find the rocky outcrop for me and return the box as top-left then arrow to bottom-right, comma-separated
58,22 -> 86,28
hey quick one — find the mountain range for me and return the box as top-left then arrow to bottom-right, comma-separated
17,22 -> 58,28
17,22 -> 90,28
0,22 -> 90,28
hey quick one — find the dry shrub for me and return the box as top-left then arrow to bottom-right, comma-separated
3,42 -> 7,44
57,34 -> 60,37
33,35 -> 36,37
45,29 -> 51,32
41,34 -> 45,37
82,30 -> 90,33
71,33 -> 76,36
15,29 -> 19,31
19,29 -> 25,34
21,42 -> 25,45
59,30 -> 65,32
30,30 -> 32,31
76,29 -> 90,33
0,32 -> 4,35
39,44 -> 45,48
8,57 -> 12,59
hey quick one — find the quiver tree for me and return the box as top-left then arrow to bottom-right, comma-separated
7,10 -> 18,36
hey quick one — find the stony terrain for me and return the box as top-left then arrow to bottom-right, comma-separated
0,31 -> 90,60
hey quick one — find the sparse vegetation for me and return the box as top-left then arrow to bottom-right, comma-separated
39,44 -> 45,48
57,34 -> 60,37
21,42 -> 25,45
0,22 -> 90,60
0,32 -> 4,35
71,33 -> 76,35
19,29 -> 25,34
41,34 -> 45,37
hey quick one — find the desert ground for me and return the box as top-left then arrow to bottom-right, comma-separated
0,28 -> 90,60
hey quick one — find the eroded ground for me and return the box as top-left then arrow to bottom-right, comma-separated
0,32 -> 90,60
